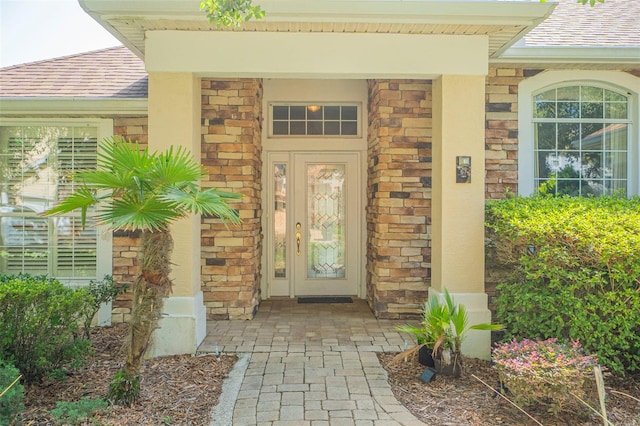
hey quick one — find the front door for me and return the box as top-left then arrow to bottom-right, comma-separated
267,152 -> 361,297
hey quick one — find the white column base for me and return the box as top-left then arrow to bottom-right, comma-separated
429,289 -> 493,360
148,291 -> 207,357
96,301 -> 113,326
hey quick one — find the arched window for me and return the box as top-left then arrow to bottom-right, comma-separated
518,71 -> 639,197
533,84 -> 630,196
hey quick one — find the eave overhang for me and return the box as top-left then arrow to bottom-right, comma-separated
492,46 -> 640,70
79,0 -> 557,60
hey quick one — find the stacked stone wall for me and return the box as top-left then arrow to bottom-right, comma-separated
484,68 -> 528,200
201,78 -> 263,320
366,79 -> 431,319
111,117 -> 148,323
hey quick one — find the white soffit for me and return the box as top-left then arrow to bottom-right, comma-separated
79,0 -> 556,59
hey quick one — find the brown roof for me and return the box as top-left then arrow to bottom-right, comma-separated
524,0 -> 640,47
0,46 -> 147,98
1,2 -> 637,101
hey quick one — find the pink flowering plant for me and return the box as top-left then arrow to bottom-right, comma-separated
492,338 -> 598,414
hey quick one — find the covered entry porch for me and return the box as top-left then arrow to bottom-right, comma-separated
77,0 -> 556,359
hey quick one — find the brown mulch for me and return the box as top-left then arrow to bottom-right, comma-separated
21,324 -> 236,426
18,325 -> 640,425
378,352 -> 640,426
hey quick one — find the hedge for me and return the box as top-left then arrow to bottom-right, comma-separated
486,196 -> 640,374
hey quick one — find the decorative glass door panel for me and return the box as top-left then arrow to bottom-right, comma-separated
306,164 -> 346,278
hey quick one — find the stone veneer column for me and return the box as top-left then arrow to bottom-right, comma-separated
366,79 -> 431,319
110,117 -> 148,324
485,67 -> 527,199
432,74 -> 492,359
201,78 -> 263,320
147,73 -> 206,357
484,67 -> 528,312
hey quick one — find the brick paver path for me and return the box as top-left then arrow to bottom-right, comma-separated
200,299 -> 425,426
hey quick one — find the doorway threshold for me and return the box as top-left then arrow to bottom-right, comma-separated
297,297 -> 353,304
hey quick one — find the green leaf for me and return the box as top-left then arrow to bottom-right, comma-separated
149,145 -> 206,187
200,0 -> 265,27
74,170 -> 137,192
99,197 -> 179,231
161,187 -> 241,224
97,137 -> 153,172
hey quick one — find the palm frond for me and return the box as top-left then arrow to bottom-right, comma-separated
443,288 -> 456,314
42,187 -> 100,227
74,170 -> 136,192
149,145 -> 205,186
96,137 -> 154,173
395,324 -> 424,336
161,187 -> 241,224
387,344 -> 425,366
99,197 -> 180,231
450,303 -> 469,338
469,323 -> 504,331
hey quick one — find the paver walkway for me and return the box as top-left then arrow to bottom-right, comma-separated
199,298 -> 425,426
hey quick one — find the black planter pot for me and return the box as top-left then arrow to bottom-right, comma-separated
418,346 -> 435,368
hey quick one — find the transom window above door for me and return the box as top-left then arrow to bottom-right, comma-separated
270,104 -> 360,137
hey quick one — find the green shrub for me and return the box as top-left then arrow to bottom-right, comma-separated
493,338 -> 598,414
0,361 -> 24,425
80,275 -> 127,338
0,274 -> 93,382
50,397 -> 109,425
486,196 -> 640,374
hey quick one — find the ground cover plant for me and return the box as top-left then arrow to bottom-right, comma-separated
50,397 -> 109,426
486,195 -> 640,374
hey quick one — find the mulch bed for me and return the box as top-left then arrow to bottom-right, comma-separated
378,352 -> 640,426
21,324 -> 236,425
19,325 -> 640,425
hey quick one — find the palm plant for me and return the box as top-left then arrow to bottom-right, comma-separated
393,289 -> 503,377
44,136 -> 240,404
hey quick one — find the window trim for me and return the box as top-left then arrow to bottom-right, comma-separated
0,118 -> 113,287
518,70 -> 640,196
268,102 -> 362,139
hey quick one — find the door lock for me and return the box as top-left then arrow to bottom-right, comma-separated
295,222 -> 301,256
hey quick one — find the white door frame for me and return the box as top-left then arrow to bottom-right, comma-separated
263,150 -> 366,299
260,79 -> 369,300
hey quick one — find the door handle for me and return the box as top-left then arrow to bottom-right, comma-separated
296,222 -> 301,256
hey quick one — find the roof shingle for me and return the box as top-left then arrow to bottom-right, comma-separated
524,0 -> 640,47
1,1 -> 637,101
0,46 -> 147,98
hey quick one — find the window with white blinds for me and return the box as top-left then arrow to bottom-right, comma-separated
0,125 -> 98,278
